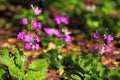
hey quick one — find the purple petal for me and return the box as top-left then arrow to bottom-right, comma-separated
34,8 -> 42,15
37,22 -> 42,30
25,43 -> 32,50
31,18 -> 38,29
44,28 -> 54,35
22,18 -> 28,25
35,36 -> 40,42
53,29 -> 62,37
17,32 -> 26,40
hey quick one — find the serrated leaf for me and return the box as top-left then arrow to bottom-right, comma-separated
24,70 -> 46,80
29,59 -> 48,71
0,49 -> 14,66
9,65 -> 24,79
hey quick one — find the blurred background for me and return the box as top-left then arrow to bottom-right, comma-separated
0,0 -> 120,69
1,0 -> 120,35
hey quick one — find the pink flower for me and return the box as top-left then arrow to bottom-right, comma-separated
92,46 -> 99,53
24,34 -> 33,42
17,32 -> 26,40
31,18 -> 38,29
93,30 -> 100,39
105,48 -> 111,53
53,29 -> 62,37
60,16 -> 69,25
22,18 -> 28,25
34,8 -> 42,15
54,15 -> 69,25
37,22 -> 42,30
25,43 -> 32,50
100,47 -> 105,54
35,36 -> 40,42
44,28 -> 55,35
64,35 -> 72,43
35,44 -> 40,51
104,35 -> 114,45
32,44 -> 40,51
54,16 -> 61,25
44,28 -> 62,37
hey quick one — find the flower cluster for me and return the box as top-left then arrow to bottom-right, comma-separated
31,4 -> 42,16
44,27 -> 72,43
92,30 -> 114,54
17,5 -> 72,51
54,15 -> 69,25
31,18 -> 42,30
17,32 -> 40,50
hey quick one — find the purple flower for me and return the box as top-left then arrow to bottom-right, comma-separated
34,8 -> 42,15
104,35 -> 114,45
60,16 -> 69,25
35,44 -> 40,51
32,44 -> 40,51
93,30 -> 100,39
24,34 -> 33,42
64,35 -> 72,43
53,29 -> 62,37
17,32 -> 25,40
44,28 -> 55,35
31,18 -> 38,29
105,48 -> 111,53
44,28 -> 62,37
92,46 -> 99,53
35,36 -> 40,42
25,43 -> 32,50
37,22 -> 42,30
22,18 -> 28,25
100,47 -> 105,55
54,15 -> 69,25
54,16 -> 61,25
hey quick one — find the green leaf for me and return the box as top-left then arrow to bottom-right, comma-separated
9,65 -> 24,79
0,49 -> 24,79
0,49 -> 14,66
29,59 -> 48,71
53,37 -> 64,46
44,50 -> 61,69
0,67 -> 7,79
108,68 -> 120,80
13,46 -> 25,69
84,74 -> 92,80
24,70 -> 46,80
71,74 -> 81,80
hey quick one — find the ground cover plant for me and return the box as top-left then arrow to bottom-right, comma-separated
0,0 -> 120,80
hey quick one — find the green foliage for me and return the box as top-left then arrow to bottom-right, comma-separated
43,50 -> 63,69
0,67 -> 7,79
13,46 -> 25,70
108,68 -> 120,80
29,59 -> 48,71
24,59 -> 48,80
0,0 -> 9,3
0,48 -> 48,80
24,70 -> 46,80
42,50 -> 120,79
63,53 -> 109,79
0,49 -> 24,79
